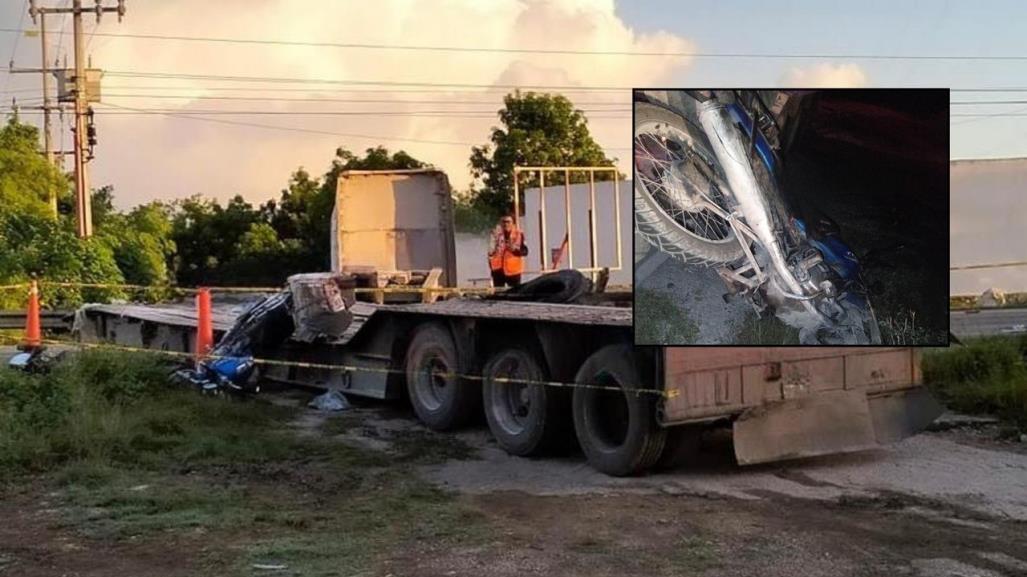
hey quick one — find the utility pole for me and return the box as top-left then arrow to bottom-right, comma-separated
21,0 -> 126,238
71,0 -> 90,237
39,13 -> 53,167
39,13 -> 57,215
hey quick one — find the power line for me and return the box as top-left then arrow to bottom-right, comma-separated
101,69 -> 634,91
94,102 -> 632,151
3,27 -> 1027,61
1,3 -> 30,93
101,84 -> 629,94
88,108 -> 631,117
53,0 -> 71,61
98,93 -> 629,106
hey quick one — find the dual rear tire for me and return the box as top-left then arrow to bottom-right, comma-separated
571,344 -> 667,476
403,324 -> 686,476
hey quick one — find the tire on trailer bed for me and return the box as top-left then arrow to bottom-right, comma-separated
482,347 -> 568,456
572,344 -> 667,476
404,322 -> 480,431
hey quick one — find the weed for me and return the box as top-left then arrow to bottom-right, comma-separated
635,288 -> 700,344
1,350 -> 491,577
388,429 -> 478,464
879,310 -> 946,345
734,312 -> 800,345
922,337 -> 1027,426
671,534 -> 719,573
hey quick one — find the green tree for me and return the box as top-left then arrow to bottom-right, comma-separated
170,195 -> 261,286
0,211 -> 124,308
0,118 -> 66,220
469,91 -> 617,216
93,189 -> 175,287
333,145 -> 426,171
259,146 -> 430,274
0,118 -> 124,307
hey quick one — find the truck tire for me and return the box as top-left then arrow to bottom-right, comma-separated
404,323 -> 479,431
634,102 -> 745,265
482,348 -> 568,456
572,344 -> 666,476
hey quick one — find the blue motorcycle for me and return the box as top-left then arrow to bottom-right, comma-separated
634,90 -> 881,345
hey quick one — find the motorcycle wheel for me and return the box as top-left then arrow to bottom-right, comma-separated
634,102 -> 746,265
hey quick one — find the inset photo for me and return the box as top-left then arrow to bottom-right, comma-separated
633,89 -> 949,345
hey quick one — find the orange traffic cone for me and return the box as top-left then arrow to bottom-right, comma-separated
195,287 -> 213,364
23,280 -> 41,350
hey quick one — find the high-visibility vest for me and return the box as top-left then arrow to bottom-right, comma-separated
489,229 -> 525,276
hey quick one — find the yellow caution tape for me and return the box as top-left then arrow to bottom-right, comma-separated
32,281 -> 504,295
0,335 -> 666,397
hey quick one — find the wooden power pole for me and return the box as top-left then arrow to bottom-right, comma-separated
22,0 -> 126,238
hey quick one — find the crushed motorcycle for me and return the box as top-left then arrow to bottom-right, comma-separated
634,90 -> 881,345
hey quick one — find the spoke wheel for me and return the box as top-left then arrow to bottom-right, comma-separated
634,102 -> 745,265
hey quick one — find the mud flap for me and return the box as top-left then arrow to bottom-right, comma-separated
733,387 -> 943,465
733,389 -> 878,465
867,387 -> 943,444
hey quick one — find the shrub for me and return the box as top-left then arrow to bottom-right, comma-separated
922,337 -> 1027,425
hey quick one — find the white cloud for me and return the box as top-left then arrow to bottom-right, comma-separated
781,63 -> 868,88
83,0 -> 695,208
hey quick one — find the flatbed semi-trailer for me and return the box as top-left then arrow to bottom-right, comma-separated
255,300 -> 935,475
77,296 -> 936,476
72,169 -> 940,475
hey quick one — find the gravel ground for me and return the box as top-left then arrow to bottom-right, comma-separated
423,422 -> 1027,522
634,254 -> 769,344
346,402 -> 1027,577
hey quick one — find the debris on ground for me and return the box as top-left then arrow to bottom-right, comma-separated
927,412 -> 1002,431
308,390 -> 351,412
6,347 -> 65,373
252,563 -> 289,571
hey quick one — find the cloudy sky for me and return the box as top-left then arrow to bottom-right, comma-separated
2,1 -> 1027,289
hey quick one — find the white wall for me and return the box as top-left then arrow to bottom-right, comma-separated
951,159 -> 1027,294
521,180 -> 633,286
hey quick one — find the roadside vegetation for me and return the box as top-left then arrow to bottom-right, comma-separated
634,288 -> 699,344
0,350 -> 487,576
923,336 -> 1027,428
734,312 -> 801,345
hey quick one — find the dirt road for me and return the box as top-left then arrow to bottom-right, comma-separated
364,403 -> 1027,577
3,396 -> 1025,577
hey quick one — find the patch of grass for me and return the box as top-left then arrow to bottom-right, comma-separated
670,535 -> 719,572
319,412 -> 364,436
635,289 -> 699,344
922,337 -> 1027,427
238,470 -> 487,576
734,312 -> 800,345
388,429 -> 478,464
2,350 -> 491,577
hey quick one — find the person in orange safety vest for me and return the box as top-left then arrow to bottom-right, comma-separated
488,215 -> 529,287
